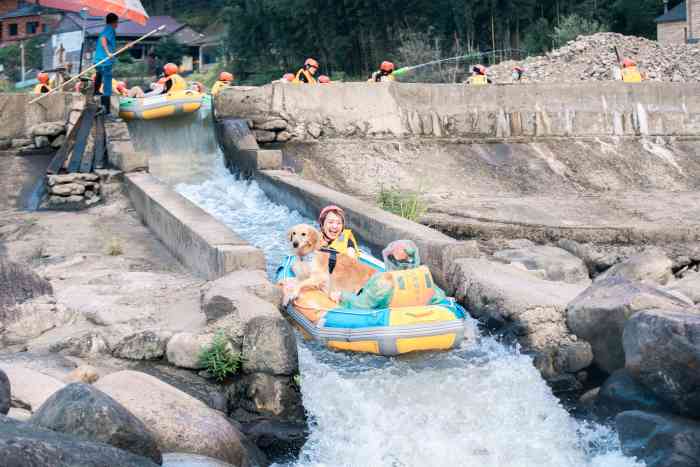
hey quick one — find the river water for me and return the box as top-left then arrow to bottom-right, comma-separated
131,110 -> 643,467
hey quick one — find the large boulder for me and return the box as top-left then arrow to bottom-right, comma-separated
0,415 -> 159,466
228,373 -> 304,419
623,309 -> 700,418
493,245 -> 590,284
242,316 -> 298,375
0,369 -> 9,415
448,258 -> 592,378
596,369 -> 670,415
200,270 -> 282,324
0,364 -> 65,411
668,272 -> 700,304
112,330 -> 173,360
0,257 -> 53,311
616,411 -> 700,467
241,419 -> 307,461
28,121 -> 66,138
95,371 -> 258,466
30,383 -> 162,464
566,277 -> 690,374
166,333 -> 214,370
557,240 -> 623,276
596,248 -> 673,285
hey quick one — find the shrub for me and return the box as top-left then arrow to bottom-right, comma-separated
378,187 -> 427,222
552,14 -> 608,48
106,237 -> 123,256
198,331 -> 243,382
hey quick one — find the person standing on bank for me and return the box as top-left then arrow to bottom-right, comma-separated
93,13 -> 118,117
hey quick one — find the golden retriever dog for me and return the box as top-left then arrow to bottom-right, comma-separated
283,224 -> 376,305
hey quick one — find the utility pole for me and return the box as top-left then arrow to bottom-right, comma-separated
78,7 -> 88,73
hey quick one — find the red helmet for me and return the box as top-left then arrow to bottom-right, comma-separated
219,71 -> 234,82
622,58 -> 635,68
380,61 -> 395,72
473,65 -> 487,75
318,75 -> 331,84
164,63 -> 178,76
283,73 -> 295,82
513,66 -> 524,72
37,72 -> 49,83
304,58 -> 319,69
319,205 -> 346,227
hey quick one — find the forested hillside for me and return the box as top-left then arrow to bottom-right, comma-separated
142,0 -> 680,82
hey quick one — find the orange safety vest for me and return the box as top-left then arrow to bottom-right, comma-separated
165,74 -> 187,92
622,67 -> 642,83
388,266 -> 437,308
33,83 -> 51,94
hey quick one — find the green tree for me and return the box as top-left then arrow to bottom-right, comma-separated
153,37 -> 187,65
552,14 -> 608,47
0,37 -> 44,82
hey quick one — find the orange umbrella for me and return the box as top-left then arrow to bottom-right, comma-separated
26,0 -> 149,25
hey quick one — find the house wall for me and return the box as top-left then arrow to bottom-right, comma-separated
0,14 -> 53,44
691,0 -> 700,39
657,21 -> 688,44
0,0 -> 18,16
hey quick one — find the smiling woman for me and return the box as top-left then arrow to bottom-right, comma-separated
318,205 -> 359,258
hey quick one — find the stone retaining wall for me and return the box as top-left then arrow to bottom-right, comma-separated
0,93 -> 75,142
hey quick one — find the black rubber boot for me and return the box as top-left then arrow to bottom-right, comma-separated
98,95 -> 117,121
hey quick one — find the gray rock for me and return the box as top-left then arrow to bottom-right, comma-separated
51,183 -> 86,196
8,407 -> 31,422
242,316 -> 298,375
112,330 -> 173,360
29,121 -> 66,138
30,383 -> 162,464
201,270 -> 282,324
242,419 -> 307,461
275,131 -> 292,142
256,119 -> 287,131
596,369 -> 670,415
623,309 -> 700,417
0,138 -> 10,150
96,371 -> 257,466
254,130 -> 276,143
0,369 -> 9,415
0,415 -> 159,466
166,333 -> 214,370
33,135 -> 50,149
11,138 -> 31,148
596,248 -> 673,285
616,411 -> 700,467
493,245 -> 590,284
307,123 -> 322,138
229,373 -> 303,419
0,364 -> 65,411
48,195 -> 85,207
448,258 -> 591,377
51,134 -> 66,148
566,277 -> 690,374
49,331 -> 111,358
162,453 -> 235,467
668,272 -> 700,304
0,257 -> 53,311
0,353 -> 78,381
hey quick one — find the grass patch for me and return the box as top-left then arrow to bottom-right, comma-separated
105,237 -> 124,256
377,186 -> 427,222
199,331 -> 244,382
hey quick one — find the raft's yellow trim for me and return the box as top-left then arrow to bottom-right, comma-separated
142,105 -> 177,120
397,334 -> 456,353
389,266 -> 436,308
388,305 -> 459,326
182,102 -> 201,113
328,340 -> 380,354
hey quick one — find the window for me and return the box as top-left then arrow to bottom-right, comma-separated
27,22 -> 39,34
8,23 -> 18,36
42,24 -> 47,33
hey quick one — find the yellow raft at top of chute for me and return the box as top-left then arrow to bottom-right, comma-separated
119,90 -> 209,121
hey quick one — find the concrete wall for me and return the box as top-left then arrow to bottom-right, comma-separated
215,82 -> 700,139
0,92 -> 75,140
125,172 -> 266,280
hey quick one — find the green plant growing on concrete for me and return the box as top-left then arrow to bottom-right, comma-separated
292,373 -> 301,388
378,186 -> 427,222
198,331 -> 243,382
106,237 -> 124,256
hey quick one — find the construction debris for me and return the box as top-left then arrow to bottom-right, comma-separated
489,33 -> 700,83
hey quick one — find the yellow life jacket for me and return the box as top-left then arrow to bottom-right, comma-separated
622,67 -> 642,83
294,68 -> 317,84
469,75 -> 488,86
166,74 -> 187,92
328,229 -> 360,258
388,266 -> 437,308
33,83 -> 51,94
211,80 -> 228,96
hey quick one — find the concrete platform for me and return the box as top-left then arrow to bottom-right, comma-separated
125,172 -> 266,279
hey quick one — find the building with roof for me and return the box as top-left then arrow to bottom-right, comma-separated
655,1 -> 699,44
0,1 -> 59,44
45,13 -> 207,74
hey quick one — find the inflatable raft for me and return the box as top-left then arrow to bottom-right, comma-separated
119,90 -> 208,121
276,253 -> 466,356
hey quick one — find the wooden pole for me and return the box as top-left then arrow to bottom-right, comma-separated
30,25 -> 166,105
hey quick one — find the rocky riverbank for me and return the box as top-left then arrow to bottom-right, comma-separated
447,237 -> 700,467
0,182 -> 306,465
